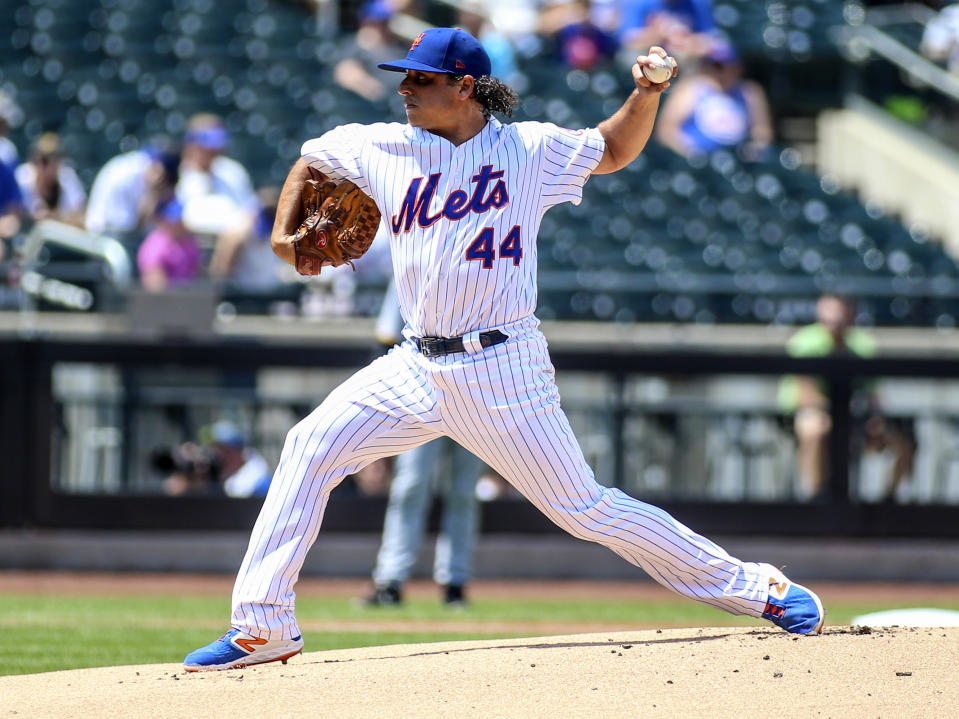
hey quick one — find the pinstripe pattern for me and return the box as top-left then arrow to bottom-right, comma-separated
231,340 -> 772,638
230,118 -> 777,639
302,119 -> 599,338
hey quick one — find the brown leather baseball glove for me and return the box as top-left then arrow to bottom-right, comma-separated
292,178 -> 381,275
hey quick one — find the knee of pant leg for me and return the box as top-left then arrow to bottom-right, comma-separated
283,414 -> 317,451
279,419 -> 321,470
275,417 -> 345,492
545,485 -> 620,542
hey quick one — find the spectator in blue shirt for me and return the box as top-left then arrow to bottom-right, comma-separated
620,0 -> 716,62
656,36 -> 773,161
0,161 -> 23,260
0,161 -> 21,213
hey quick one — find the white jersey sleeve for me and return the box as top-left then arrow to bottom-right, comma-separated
537,123 -> 605,210
300,124 -> 381,197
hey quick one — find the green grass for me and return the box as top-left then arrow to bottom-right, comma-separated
2,592 -> 957,677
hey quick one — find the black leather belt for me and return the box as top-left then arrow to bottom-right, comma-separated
414,329 -> 508,357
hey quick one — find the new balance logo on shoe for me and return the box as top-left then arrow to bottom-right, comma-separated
768,579 -> 789,599
183,628 -> 304,671
234,636 -> 268,653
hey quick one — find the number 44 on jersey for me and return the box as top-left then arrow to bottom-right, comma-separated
466,226 -> 523,269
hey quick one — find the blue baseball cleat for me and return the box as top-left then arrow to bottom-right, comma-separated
183,628 -> 304,671
760,565 -> 825,635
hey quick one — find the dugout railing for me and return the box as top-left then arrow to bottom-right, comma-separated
2,332 -> 959,537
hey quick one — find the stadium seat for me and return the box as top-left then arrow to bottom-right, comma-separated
5,0 -> 959,327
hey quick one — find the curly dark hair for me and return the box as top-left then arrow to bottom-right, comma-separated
474,76 -> 520,118
450,75 -> 521,119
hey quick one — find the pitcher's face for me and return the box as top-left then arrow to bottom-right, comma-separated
397,70 -> 464,131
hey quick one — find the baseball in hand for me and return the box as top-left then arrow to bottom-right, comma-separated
642,54 -> 675,84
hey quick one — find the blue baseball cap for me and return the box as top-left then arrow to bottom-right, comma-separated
378,27 -> 491,78
159,197 -> 184,223
706,35 -> 739,64
185,125 -> 229,150
211,420 -> 246,447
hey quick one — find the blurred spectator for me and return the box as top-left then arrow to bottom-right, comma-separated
333,0 -> 408,103
656,36 -> 773,161
0,92 -> 20,173
0,161 -> 23,250
84,142 -> 180,247
361,437 -> 484,608
15,132 -> 86,226
176,113 -> 258,237
920,2 -> 959,74
153,441 -> 221,497
538,0 -> 619,71
210,421 -> 273,498
136,197 -> 203,291
619,0 -> 716,62
209,185 -> 288,292
590,0 -> 621,35
152,421 -> 271,497
457,1 -> 520,82
778,294 -> 916,502
473,0 -> 540,44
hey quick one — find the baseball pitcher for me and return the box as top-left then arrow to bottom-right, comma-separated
185,27 -> 824,671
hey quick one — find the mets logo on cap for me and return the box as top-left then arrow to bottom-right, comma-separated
377,27 -> 492,78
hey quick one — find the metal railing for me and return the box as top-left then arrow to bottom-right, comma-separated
3,333 -> 959,537
15,220 -> 133,313
837,3 -> 959,103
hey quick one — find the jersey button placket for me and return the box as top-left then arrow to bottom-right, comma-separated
432,156 -> 464,334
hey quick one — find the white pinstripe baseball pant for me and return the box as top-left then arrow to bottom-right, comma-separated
231,324 -> 773,638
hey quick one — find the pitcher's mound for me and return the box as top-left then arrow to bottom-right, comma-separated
3,627 -> 956,719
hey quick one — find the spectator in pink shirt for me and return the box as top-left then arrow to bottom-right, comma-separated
137,198 -> 203,291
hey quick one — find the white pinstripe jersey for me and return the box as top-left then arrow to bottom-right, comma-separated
301,117 -> 605,338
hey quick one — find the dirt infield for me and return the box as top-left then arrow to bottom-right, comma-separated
3,573 -> 959,717
3,626 -> 957,719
